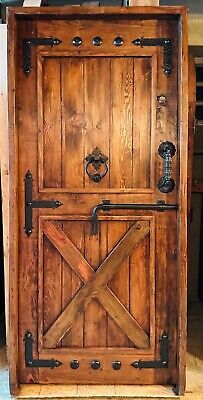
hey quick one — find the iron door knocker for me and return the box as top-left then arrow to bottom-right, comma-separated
85,147 -> 109,183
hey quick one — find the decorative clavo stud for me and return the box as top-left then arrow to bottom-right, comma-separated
85,147 -> 109,183
72,37 -> 82,46
112,361 -> 122,370
70,360 -> 79,369
157,95 -> 167,106
91,360 -> 100,370
113,37 -> 124,46
93,37 -> 102,46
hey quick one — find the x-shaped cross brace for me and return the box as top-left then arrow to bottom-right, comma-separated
43,220 -> 150,349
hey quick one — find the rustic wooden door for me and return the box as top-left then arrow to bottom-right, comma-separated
8,6 -> 188,394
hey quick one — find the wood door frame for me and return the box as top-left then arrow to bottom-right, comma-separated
7,6 -> 188,396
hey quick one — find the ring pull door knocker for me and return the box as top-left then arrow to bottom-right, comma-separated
157,141 -> 176,193
85,147 -> 109,183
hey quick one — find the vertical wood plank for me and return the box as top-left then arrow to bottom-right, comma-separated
62,221 -> 84,347
7,9 -> 19,394
43,232 -> 62,348
17,20 -> 39,384
110,58 -> 133,189
129,232 -> 150,338
0,24 -> 9,350
61,58 -> 84,189
177,10 -> 189,395
84,221 -> 106,347
43,58 -> 62,188
84,58 -> 110,189
133,58 -> 151,188
107,221 -> 130,347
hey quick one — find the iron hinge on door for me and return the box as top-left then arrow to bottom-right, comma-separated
23,37 -> 62,76
132,37 -> 172,76
131,332 -> 169,369
24,331 -> 62,368
24,171 -> 62,237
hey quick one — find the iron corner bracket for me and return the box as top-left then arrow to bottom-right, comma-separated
131,332 -> 169,369
24,331 -> 62,369
132,37 -> 172,76
24,170 -> 62,237
23,37 -> 62,76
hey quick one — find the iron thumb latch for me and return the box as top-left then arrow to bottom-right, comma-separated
90,200 -> 178,235
24,331 -> 62,369
24,171 -> 62,237
131,332 -> 169,369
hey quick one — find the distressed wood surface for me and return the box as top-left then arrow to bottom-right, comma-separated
0,25 -> 9,353
7,6 -> 188,393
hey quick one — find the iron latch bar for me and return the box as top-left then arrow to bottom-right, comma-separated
24,171 -> 62,237
131,332 -> 169,369
23,37 -> 62,76
132,37 -> 172,75
90,200 -> 178,235
24,331 -> 62,369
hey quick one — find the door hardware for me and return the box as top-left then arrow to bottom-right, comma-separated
113,37 -> 124,46
24,171 -> 62,237
132,37 -> 172,75
131,332 -> 169,369
72,36 -> 82,46
157,141 -> 176,193
85,147 -> 109,183
24,331 -> 62,368
157,95 -> 167,106
91,360 -> 101,370
70,360 -> 80,369
112,361 -> 122,370
93,36 -> 102,46
23,37 -> 62,76
90,200 -> 178,235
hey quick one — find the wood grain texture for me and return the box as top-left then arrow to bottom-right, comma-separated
7,8 -> 19,396
176,8 -> 189,396
7,7 -> 188,390
0,24 -> 9,352
43,220 -> 150,349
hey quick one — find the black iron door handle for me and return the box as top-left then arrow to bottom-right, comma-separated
85,147 -> 108,183
157,141 -> 176,194
90,200 -> 178,235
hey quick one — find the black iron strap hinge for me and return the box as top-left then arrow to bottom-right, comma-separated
132,37 -> 172,76
23,37 -> 62,76
24,171 -> 62,237
91,200 -> 178,235
131,332 -> 169,369
24,331 -> 62,369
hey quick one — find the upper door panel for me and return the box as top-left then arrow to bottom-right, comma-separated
39,56 -> 153,190
27,17 -> 179,195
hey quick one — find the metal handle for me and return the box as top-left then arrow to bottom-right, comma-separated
85,147 -> 108,183
90,200 -> 178,235
157,141 -> 176,194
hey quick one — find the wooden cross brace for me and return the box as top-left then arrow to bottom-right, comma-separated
43,220 -> 150,349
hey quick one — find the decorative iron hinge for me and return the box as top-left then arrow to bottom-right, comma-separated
132,37 -> 172,75
23,37 -> 62,76
24,331 -> 62,369
24,171 -> 62,237
131,332 -> 169,369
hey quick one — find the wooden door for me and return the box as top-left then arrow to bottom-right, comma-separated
8,6 -> 188,394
